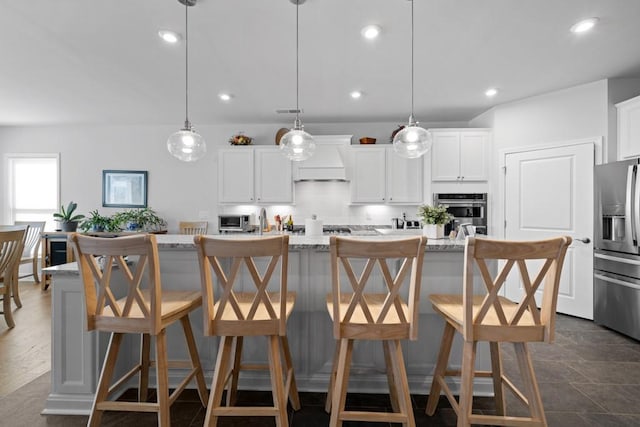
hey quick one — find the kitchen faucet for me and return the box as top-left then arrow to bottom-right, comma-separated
259,207 -> 267,235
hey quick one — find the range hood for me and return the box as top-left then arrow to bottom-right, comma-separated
293,135 -> 351,182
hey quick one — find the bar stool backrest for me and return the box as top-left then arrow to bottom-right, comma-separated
330,236 -> 427,341
195,235 -> 290,337
463,236 -> 572,343
179,221 -> 208,235
69,233 -> 163,335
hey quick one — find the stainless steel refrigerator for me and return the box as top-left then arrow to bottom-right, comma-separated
594,158 -> 640,340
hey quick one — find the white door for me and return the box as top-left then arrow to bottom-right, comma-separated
504,142 -> 594,319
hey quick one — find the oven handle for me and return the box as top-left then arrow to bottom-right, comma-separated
595,252 -> 640,266
595,273 -> 640,291
437,201 -> 487,206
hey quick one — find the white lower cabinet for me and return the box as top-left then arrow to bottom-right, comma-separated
617,95 -> 640,160
218,147 -> 292,204
430,129 -> 490,182
350,146 -> 423,204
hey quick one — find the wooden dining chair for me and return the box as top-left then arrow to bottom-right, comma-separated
179,221 -> 208,235
0,228 -> 26,328
194,234 -> 300,427
426,236 -> 572,427
325,235 -> 427,427
15,220 -> 46,286
69,233 -> 209,426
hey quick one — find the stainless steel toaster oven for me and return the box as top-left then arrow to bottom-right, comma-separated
218,214 -> 252,232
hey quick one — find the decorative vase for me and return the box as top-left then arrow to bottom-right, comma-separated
422,224 -> 444,239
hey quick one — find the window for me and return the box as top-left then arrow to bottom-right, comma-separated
4,153 -> 59,228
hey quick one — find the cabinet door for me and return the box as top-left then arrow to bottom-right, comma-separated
350,147 -> 386,203
255,148 -> 293,203
218,149 -> 254,203
386,149 -> 423,203
459,131 -> 489,181
431,132 -> 461,181
618,96 -> 640,160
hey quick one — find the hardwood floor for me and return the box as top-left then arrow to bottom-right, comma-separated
0,280 -> 51,397
2,280 -> 640,425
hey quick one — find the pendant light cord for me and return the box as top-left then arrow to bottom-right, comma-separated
184,1 -> 190,126
295,1 -> 300,123
410,0 -> 415,120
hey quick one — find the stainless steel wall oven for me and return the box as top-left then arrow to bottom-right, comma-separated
433,193 -> 487,236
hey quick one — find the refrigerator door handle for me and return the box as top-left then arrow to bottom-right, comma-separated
595,273 -> 640,291
595,252 -> 640,265
627,164 -> 638,245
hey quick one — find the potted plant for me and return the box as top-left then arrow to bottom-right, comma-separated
53,201 -> 85,232
80,210 -> 115,233
112,208 -> 167,232
418,204 -> 453,239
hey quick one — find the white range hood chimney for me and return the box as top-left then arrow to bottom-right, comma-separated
293,135 -> 351,182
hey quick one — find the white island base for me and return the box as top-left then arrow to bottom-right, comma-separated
43,234 -> 494,415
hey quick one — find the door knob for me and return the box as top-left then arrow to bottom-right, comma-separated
576,237 -> 591,244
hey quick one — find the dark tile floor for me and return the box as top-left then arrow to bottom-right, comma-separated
2,314 -> 640,426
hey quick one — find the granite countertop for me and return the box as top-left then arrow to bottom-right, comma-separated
154,232 -> 465,251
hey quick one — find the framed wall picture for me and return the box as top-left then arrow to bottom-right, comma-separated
102,170 -> 148,208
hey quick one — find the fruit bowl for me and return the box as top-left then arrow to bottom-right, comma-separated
229,134 -> 253,145
359,137 -> 376,144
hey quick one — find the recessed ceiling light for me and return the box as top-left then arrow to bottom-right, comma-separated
350,91 -> 362,99
361,25 -> 381,40
570,17 -> 599,34
485,88 -> 498,97
158,30 -> 181,44
218,93 -> 233,102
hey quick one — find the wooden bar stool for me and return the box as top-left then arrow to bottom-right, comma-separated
0,228 -> 26,328
325,235 -> 427,427
69,233 -> 209,426
426,236 -> 572,427
194,234 -> 300,427
179,221 -> 208,235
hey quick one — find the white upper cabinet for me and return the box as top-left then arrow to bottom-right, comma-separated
254,148 -> 293,203
430,129 -> 490,182
350,146 -> 423,204
617,95 -> 640,160
218,147 -> 292,204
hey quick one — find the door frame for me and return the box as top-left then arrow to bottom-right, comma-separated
496,136 -> 604,240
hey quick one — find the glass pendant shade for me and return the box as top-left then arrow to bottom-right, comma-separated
279,123 -> 316,161
167,124 -> 206,162
393,118 -> 432,159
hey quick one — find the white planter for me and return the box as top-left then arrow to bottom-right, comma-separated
422,224 -> 444,239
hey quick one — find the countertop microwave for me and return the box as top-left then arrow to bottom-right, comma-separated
218,214 -> 252,232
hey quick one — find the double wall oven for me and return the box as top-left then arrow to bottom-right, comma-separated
434,193 -> 488,236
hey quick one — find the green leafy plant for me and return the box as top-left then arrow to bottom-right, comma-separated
418,204 -> 453,225
111,208 -> 167,232
80,210 -> 116,232
53,201 -> 85,223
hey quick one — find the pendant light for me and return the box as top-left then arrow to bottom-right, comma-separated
393,0 -> 431,159
280,0 -> 316,162
167,0 -> 206,162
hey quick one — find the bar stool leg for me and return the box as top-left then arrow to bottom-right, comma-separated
383,340 -> 400,413
139,333 -> 151,402
155,329 -> 170,426
89,332 -> 123,427
489,341 -> 506,415
426,322 -> 455,415
205,336 -> 234,427
280,336 -> 300,410
330,338 -> 353,427
268,335 -> 288,427
457,340 -> 477,427
325,340 -> 340,413
227,336 -> 243,406
180,316 -> 209,407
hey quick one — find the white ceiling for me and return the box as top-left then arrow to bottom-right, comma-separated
2,0 -> 640,126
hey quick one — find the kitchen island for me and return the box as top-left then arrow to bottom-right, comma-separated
43,233 -> 494,415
